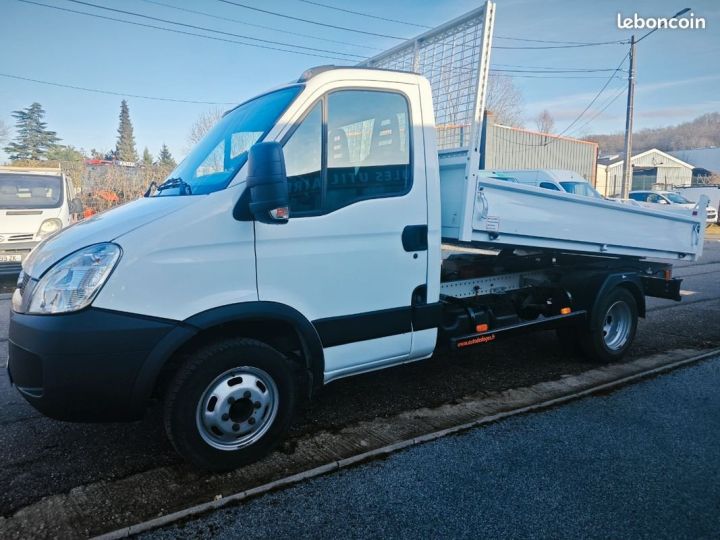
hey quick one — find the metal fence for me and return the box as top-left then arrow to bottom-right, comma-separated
360,2 -> 495,152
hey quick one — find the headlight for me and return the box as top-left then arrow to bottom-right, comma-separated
37,218 -> 63,239
28,243 -> 121,314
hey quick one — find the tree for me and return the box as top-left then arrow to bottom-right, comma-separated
142,146 -> 154,165
4,103 -> 60,161
46,144 -> 85,162
486,75 -> 524,127
187,108 -> 223,149
535,109 -> 555,134
0,119 -> 8,146
115,99 -> 138,162
157,144 -> 176,168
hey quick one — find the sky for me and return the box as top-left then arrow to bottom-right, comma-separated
1,0 -> 718,162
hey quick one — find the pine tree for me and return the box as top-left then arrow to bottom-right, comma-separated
4,103 -> 60,161
115,100 -> 138,162
157,144 -> 176,167
142,146 -> 153,165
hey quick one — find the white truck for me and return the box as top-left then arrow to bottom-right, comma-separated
7,65 -> 706,470
0,166 -> 82,274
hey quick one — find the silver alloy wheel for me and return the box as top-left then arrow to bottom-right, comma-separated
601,300 -> 632,351
196,366 -> 279,451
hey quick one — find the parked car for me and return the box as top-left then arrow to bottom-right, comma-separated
675,186 -> 720,225
0,166 -> 83,274
628,190 -> 718,226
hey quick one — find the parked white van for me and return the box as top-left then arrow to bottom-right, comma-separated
490,169 -> 602,198
0,166 -> 82,274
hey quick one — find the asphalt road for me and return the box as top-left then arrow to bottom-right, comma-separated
0,240 -> 719,524
145,355 -> 720,540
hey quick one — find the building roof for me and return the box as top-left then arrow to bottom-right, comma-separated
597,148 -> 694,169
668,147 -> 720,173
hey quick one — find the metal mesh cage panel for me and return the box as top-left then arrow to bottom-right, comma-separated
362,4 -> 493,150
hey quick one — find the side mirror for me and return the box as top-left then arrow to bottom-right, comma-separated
247,142 -> 289,223
69,197 -> 84,214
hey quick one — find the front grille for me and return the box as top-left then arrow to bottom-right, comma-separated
9,234 -> 33,242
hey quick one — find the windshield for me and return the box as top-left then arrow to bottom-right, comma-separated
560,181 -> 601,198
153,85 -> 303,196
0,174 -> 64,209
665,192 -> 691,204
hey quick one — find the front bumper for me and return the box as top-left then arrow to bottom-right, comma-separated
0,240 -> 37,275
8,307 -> 178,421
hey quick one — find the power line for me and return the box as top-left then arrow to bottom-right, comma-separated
16,0 -> 360,61
555,53 -> 630,137
492,63 -> 626,72
62,0 -> 366,59
490,73 -> 624,80
296,0 -> 431,30
491,53 -> 629,146
491,68 -> 625,74
289,1 -> 628,47
137,0 -> 383,52
494,41 -> 627,50
495,36 -> 627,46
215,0 -> 408,40
0,72 -> 236,104
568,87 -> 627,137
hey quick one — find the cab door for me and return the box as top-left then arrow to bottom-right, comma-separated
253,84 -> 428,381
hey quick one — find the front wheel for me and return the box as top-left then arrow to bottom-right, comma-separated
579,287 -> 638,363
164,338 -> 297,471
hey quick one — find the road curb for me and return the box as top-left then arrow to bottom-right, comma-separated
95,347 -> 720,540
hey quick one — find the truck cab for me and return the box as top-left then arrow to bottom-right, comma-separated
0,166 -> 82,274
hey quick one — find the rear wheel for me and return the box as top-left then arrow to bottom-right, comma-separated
164,338 -> 297,471
579,287 -> 638,363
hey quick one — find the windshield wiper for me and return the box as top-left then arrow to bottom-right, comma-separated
154,177 -> 193,196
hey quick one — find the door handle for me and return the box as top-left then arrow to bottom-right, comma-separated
402,225 -> 428,252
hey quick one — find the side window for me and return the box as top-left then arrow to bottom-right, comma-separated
539,182 -> 561,191
628,193 -> 646,202
326,90 -> 411,213
284,103 -> 322,214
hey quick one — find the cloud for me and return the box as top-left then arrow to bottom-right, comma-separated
525,74 -> 720,113
635,101 -> 720,119
635,75 -> 720,94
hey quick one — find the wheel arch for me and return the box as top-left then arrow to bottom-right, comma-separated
562,270 -> 646,329
131,302 -> 325,412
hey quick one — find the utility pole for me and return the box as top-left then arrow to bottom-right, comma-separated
620,34 -> 636,200
618,8 -> 690,199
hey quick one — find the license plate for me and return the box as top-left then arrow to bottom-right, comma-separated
0,254 -> 22,263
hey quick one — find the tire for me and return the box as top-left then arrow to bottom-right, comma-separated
579,287 -> 638,363
164,338 -> 298,471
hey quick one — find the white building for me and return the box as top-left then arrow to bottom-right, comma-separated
596,148 -> 694,197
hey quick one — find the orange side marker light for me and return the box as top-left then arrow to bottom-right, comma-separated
475,323 -> 489,332
560,307 -> 572,315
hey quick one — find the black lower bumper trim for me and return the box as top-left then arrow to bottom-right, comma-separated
8,307 -> 178,421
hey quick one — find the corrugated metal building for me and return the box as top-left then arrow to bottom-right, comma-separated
596,148 -> 694,196
480,121 -> 598,183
